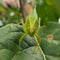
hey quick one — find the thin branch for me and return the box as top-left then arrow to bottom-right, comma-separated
19,0 -> 27,22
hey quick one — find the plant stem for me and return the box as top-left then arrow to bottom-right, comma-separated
34,34 -> 46,60
19,0 -> 27,22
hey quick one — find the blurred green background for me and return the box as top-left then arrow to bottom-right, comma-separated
0,0 -> 60,26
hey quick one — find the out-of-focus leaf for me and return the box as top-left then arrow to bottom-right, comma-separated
0,5 -> 21,25
36,0 -> 59,25
38,22 -> 60,57
0,22 -> 60,60
53,0 -> 60,16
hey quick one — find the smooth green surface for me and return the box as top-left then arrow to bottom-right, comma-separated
0,23 -> 60,60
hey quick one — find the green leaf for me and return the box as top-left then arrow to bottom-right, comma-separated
46,55 -> 60,60
36,1 -> 59,25
0,49 -> 14,60
53,0 -> 60,16
12,46 -> 45,60
38,22 -> 60,57
0,23 -> 60,60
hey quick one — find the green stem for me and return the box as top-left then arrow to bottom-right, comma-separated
34,34 -> 46,60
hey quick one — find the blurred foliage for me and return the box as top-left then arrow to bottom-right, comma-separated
36,0 -> 60,25
0,0 -> 60,60
0,0 -> 2,4
0,22 -> 60,60
0,0 -> 60,26
0,4 -> 22,26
